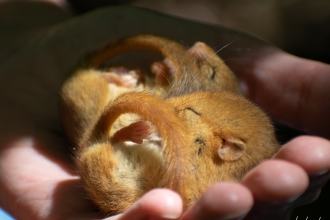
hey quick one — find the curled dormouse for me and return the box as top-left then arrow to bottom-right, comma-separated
59,35 -> 279,214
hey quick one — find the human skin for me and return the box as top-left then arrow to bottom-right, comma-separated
0,1 -> 330,220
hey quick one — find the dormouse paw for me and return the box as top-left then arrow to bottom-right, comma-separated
151,59 -> 175,86
102,66 -> 144,88
113,121 -> 155,144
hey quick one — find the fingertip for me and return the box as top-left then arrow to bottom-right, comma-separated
182,182 -> 253,220
119,188 -> 182,220
276,135 -> 330,174
241,159 -> 309,201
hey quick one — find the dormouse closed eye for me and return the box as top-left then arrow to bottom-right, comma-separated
209,66 -> 217,80
184,107 -> 201,116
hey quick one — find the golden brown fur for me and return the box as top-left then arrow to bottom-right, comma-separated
59,35 -> 279,215
187,42 -> 241,94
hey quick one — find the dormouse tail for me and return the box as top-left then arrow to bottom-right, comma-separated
88,34 -> 190,69
86,35 -> 199,96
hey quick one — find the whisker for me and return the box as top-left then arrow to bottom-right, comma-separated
158,69 -> 172,85
179,71 -> 202,96
167,66 -> 201,97
214,40 -> 235,55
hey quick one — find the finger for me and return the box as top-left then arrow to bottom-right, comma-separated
181,182 -> 253,220
275,136 -> 330,206
241,160 -> 308,219
117,188 -> 182,220
242,159 -> 308,201
276,136 -> 330,174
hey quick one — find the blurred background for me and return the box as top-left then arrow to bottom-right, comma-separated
130,0 -> 330,64
69,0 -> 330,63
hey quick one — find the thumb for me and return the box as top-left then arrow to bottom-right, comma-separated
230,47 -> 330,138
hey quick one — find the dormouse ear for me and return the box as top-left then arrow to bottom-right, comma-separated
217,137 -> 246,161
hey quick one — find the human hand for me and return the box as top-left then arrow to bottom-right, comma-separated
0,2 -> 329,220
